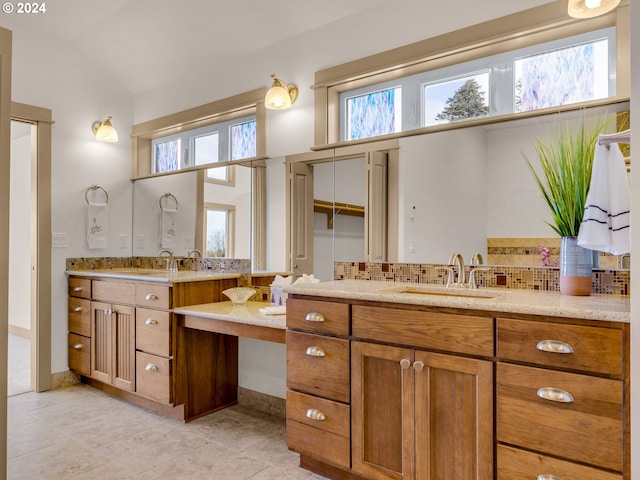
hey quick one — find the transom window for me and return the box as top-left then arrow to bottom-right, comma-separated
338,27 -> 615,142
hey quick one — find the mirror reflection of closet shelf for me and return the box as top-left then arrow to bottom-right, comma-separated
314,199 -> 365,230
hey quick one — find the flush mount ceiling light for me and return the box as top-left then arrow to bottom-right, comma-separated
264,74 -> 298,110
92,116 -> 119,142
568,0 -> 620,18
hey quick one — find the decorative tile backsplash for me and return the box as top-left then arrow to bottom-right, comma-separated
334,261 -> 629,296
66,256 -> 251,274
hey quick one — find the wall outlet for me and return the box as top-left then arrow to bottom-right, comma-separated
409,239 -> 417,253
136,235 -> 145,249
119,234 -> 128,249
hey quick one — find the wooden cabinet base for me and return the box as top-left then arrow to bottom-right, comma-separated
299,455 -> 368,480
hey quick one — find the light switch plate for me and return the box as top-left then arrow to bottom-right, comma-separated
52,233 -> 67,248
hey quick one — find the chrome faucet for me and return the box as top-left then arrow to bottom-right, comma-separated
448,253 -> 465,287
188,249 -> 202,259
156,249 -> 176,272
471,253 -> 484,265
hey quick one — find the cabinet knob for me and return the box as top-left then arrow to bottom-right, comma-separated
145,318 -> 158,325
413,361 -> 424,372
400,359 -> 411,369
104,309 -> 112,315
537,476 -> 565,480
145,363 -> 158,371
73,343 -> 83,350
306,409 -> 326,421
145,293 -> 158,300
305,312 -> 325,323
537,387 -> 574,403
305,346 -> 325,357
73,306 -> 83,312
73,287 -> 83,292
536,340 -> 574,354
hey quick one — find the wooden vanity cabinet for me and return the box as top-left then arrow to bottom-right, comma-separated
496,317 -> 627,480
351,306 -> 494,480
68,278 -> 91,375
68,275 -> 239,421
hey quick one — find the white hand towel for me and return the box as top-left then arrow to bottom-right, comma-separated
87,202 -> 108,249
160,207 -> 177,249
578,143 -> 630,254
259,306 -> 287,316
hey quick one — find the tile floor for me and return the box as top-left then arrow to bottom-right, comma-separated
8,385 -> 329,479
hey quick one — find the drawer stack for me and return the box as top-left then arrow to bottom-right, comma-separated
67,278 -> 91,376
286,298 -> 351,469
496,317 -> 626,480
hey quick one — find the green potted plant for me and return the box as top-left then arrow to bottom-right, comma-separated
524,116 -> 610,295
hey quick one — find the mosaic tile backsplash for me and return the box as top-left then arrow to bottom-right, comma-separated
66,256 -> 251,274
334,261 -> 629,296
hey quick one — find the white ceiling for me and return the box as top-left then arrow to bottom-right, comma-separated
1,0 -> 556,96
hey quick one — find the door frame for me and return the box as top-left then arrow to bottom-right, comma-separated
11,102 -> 53,393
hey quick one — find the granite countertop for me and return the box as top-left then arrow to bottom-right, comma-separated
65,268 -> 242,284
174,301 -> 286,330
285,279 -> 630,323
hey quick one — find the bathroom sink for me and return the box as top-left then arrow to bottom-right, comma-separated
380,285 -> 498,299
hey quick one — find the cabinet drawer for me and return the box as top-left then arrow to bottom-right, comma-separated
353,305 -> 494,357
286,419 -> 350,469
92,280 -> 136,305
286,330 -> 350,403
68,278 -> 91,299
286,390 -> 350,438
497,445 -> 622,480
497,363 -> 623,472
287,298 -> 350,336
136,308 -> 171,357
136,352 -> 171,405
497,317 -> 623,376
68,297 -> 90,336
68,333 -> 90,376
136,284 -> 170,309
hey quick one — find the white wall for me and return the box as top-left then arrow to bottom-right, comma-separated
9,25 -> 133,374
8,126 -> 31,331
398,129 -> 487,264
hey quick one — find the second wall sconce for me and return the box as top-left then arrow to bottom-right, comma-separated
265,74 -> 298,110
568,0 -> 620,18
92,116 -> 119,142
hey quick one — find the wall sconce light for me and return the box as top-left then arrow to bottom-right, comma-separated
264,74 -> 298,110
92,116 -> 119,142
568,0 -> 620,18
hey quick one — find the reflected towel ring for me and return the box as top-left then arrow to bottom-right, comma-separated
159,192 -> 178,211
85,184 -> 109,204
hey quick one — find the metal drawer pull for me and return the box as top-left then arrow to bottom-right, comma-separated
306,409 -> 326,421
537,387 -> 574,403
413,361 -> 424,372
73,287 -> 83,292
537,475 -> 564,480
305,312 -> 325,323
400,359 -> 411,369
73,344 -> 83,349
305,346 -> 325,357
145,318 -> 158,325
104,309 -> 112,315
145,363 -> 158,371
145,293 -> 158,300
73,306 -> 83,312
536,340 -> 574,354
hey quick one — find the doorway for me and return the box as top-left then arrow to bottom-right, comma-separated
9,102 -> 53,394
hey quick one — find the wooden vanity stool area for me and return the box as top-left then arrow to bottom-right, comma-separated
285,295 -> 630,480
67,275 -> 240,421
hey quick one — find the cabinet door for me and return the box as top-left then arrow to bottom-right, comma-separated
414,351 -> 493,480
352,341 -> 414,480
90,301 -> 135,391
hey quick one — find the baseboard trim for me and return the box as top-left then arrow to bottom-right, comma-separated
50,370 -> 80,390
238,387 -> 286,418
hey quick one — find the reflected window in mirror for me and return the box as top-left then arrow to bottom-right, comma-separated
151,114 -> 256,175
205,203 -> 235,258
338,27 -> 615,142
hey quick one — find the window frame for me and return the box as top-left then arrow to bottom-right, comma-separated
203,202 -> 236,259
313,1 -> 629,148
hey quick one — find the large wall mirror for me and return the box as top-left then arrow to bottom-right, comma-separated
289,101 -> 631,281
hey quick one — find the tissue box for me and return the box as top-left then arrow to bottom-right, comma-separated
270,286 -> 287,306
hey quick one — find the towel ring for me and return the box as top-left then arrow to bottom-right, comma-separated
85,185 -> 109,204
159,192 -> 178,211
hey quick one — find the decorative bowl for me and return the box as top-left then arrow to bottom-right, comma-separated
222,287 -> 256,305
